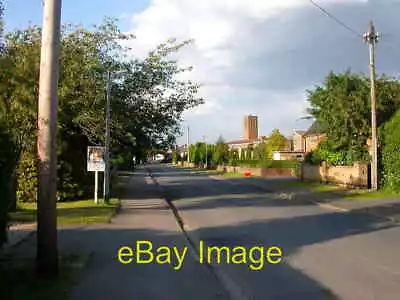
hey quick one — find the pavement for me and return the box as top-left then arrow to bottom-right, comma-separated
61,168 -> 229,300
0,223 -> 36,254
149,164 -> 400,300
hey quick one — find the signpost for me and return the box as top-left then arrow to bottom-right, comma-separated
87,146 -> 105,203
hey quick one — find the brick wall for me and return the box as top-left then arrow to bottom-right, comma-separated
301,162 -> 368,187
222,166 -> 296,178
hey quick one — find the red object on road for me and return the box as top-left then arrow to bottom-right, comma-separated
244,172 -> 252,177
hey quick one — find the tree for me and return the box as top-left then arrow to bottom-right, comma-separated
265,129 -> 287,159
0,1 -> 3,42
306,71 -> 400,156
0,21 -> 204,203
254,142 -> 268,160
212,136 -> 229,165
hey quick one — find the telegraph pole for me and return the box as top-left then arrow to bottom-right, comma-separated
37,0 -> 62,277
104,71 -> 111,203
203,136 -> 208,167
186,126 -> 190,162
363,21 -> 379,191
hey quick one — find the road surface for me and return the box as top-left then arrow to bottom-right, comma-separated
148,164 -> 400,300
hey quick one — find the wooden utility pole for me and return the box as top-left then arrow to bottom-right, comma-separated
363,21 -> 379,191
103,71 -> 111,204
203,135 -> 208,167
37,0 -> 62,277
186,126 -> 190,162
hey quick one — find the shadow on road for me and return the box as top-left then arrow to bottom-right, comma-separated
5,166 -> 399,300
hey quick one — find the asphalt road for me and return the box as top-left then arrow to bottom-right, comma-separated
149,164 -> 400,300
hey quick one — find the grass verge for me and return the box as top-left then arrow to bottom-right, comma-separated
223,172 -> 248,178
279,181 -> 400,200
278,181 -> 344,193
344,189 -> 400,200
0,253 -> 88,300
10,199 -> 120,225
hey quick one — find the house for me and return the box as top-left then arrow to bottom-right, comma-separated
292,130 -> 306,152
226,136 -> 269,151
273,121 -> 326,161
303,121 -> 327,153
273,151 -> 305,161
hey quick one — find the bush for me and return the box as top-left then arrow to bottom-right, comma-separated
305,139 -> 369,166
381,109 -> 400,191
16,152 -> 37,202
172,151 -> 178,164
304,151 -> 321,165
269,160 -> 300,169
0,123 -> 18,247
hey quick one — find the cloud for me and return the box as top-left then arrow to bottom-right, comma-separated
124,0 -> 400,143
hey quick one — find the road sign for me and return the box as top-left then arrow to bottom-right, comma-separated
87,146 -> 105,172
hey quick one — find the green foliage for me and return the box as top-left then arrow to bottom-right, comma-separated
305,139 -> 369,166
381,109 -> 400,192
254,129 -> 287,160
306,71 -> 400,159
16,152 -> 37,202
266,129 -> 287,157
254,142 -> 268,160
234,159 -> 273,168
1,21 -> 203,202
269,160 -> 300,169
0,121 -> 17,247
172,151 -> 178,163
0,0 -> 3,42
212,137 -> 229,165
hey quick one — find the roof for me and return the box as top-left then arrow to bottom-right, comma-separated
306,121 -> 326,135
293,130 -> 306,136
226,139 -> 254,145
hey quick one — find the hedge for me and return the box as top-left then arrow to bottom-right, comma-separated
0,123 -> 17,247
381,109 -> 400,191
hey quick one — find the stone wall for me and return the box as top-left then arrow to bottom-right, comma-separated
301,162 -> 369,187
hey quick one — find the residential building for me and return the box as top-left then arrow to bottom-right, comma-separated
292,130 -> 306,152
273,121 -> 326,161
273,151 -> 305,161
304,121 -> 326,152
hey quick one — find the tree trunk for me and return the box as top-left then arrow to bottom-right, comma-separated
8,168 -> 17,212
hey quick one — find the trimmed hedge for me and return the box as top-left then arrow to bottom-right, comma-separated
227,159 -> 299,169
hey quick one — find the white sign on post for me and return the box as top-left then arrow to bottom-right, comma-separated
87,146 -> 105,204
87,146 -> 105,172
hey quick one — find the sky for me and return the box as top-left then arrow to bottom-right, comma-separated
3,0 -> 400,144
